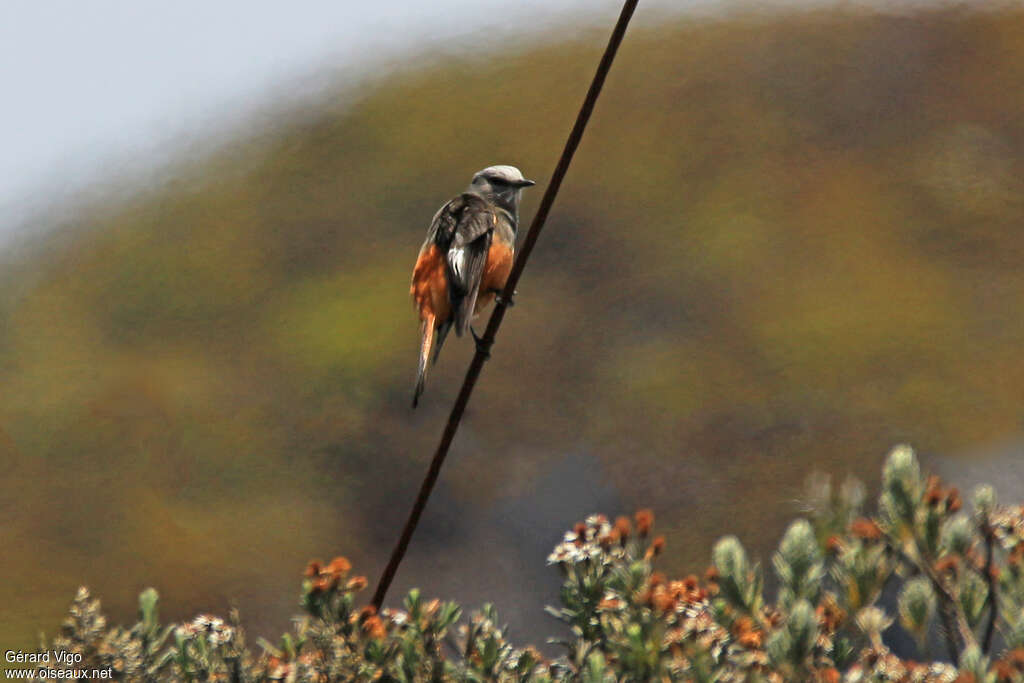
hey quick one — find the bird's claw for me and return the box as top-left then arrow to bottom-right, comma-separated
495,289 -> 517,307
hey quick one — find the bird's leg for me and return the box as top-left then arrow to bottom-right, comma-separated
494,288 -> 517,307
470,327 -> 491,360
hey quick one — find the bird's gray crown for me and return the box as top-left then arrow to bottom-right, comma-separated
473,165 -> 529,184
467,165 -> 534,221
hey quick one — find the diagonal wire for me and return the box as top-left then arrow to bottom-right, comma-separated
372,0 -> 640,610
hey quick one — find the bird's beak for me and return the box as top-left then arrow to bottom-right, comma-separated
517,179 -> 536,187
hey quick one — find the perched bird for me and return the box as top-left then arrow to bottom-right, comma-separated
410,165 -> 535,407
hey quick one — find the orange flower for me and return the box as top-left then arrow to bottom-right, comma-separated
599,530 -> 620,549
947,487 -> 963,512
346,576 -> 368,591
814,668 -> 840,683
816,595 -> 846,632
669,576 -> 706,603
304,556 -> 355,595
934,555 -> 960,576
326,557 -> 352,575
732,616 -> 762,649
652,590 -> 675,613
1004,647 -> 1024,670
993,661 -> 1015,681
635,509 -> 655,536
731,617 -> 753,635
614,516 -> 632,540
825,535 -> 844,555
363,615 -> 387,641
850,517 -> 883,541
704,566 -> 720,595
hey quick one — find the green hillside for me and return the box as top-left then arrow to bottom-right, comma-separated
4,4 -> 1024,649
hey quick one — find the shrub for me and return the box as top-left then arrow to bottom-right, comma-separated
29,445 -> 1024,681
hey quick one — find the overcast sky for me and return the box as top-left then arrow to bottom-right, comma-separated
1,0 -> 953,241
0,0 -> 704,240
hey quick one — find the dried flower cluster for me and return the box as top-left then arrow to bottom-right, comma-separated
28,446 -> 1024,681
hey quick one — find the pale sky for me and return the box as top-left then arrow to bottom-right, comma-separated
0,0 -> 695,240
0,0 -> 947,240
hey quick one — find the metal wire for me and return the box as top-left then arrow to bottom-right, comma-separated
372,0 -> 640,610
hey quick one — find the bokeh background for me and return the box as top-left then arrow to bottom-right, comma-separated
3,0 -> 1024,656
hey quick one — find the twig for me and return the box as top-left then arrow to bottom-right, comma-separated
936,599 -> 961,666
982,525 -> 999,654
923,562 -> 974,658
371,0 -> 641,610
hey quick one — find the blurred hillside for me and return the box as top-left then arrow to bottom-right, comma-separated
4,4 -> 1024,652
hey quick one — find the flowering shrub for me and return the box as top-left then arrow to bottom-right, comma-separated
31,446 -> 1024,681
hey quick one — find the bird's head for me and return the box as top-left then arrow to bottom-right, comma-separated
468,165 -> 535,217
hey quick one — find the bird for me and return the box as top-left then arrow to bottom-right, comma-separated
410,165 -> 535,408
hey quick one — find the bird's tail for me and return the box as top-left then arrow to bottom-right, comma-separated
412,313 -> 436,408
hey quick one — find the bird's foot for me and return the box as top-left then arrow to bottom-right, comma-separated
471,327 -> 492,360
495,289 -> 517,307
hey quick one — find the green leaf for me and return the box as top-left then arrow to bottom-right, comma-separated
712,536 -> 757,611
973,484 -> 997,520
773,519 -> 824,608
959,571 -> 989,629
880,444 -> 923,530
897,576 -> 935,647
959,644 -> 996,683
582,651 -> 609,683
939,515 -> 973,556
138,588 -> 160,635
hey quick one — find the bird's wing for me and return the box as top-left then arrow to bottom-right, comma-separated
423,197 -> 460,247
437,194 -> 495,336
